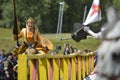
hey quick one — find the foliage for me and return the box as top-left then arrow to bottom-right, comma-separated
112,0 -> 120,14
0,0 -> 119,33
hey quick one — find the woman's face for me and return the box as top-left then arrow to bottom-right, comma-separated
8,55 -> 13,60
27,21 -> 35,29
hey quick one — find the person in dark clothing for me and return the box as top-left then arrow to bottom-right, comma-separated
63,44 -> 71,55
0,49 -> 6,80
3,53 -> 17,80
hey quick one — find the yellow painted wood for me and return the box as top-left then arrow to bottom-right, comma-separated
47,59 -> 50,80
88,54 -> 95,72
29,60 -> 38,80
71,57 -> 76,80
89,56 -> 92,71
18,55 -> 28,80
82,56 -> 85,79
28,54 -> 45,59
39,58 -> 47,80
78,57 -> 81,80
29,60 -> 33,80
91,55 -> 94,69
53,58 -> 59,80
68,59 -> 71,79
18,53 -> 96,80
36,61 -> 38,80
59,58 -> 63,80
84,57 -> 86,75
87,56 -> 90,74
86,56 -> 89,75
63,58 -> 69,80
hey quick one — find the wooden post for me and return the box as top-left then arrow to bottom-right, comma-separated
71,57 -> 76,80
39,58 -> 47,80
53,58 -> 59,80
18,55 -> 28,80
63,58 -> 69,80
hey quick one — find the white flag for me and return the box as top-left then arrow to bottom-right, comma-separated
83,0 -> 101,25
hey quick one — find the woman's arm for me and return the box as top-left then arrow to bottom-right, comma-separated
14,30 -> 23,41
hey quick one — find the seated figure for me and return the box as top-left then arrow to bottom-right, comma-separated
13,17 -> 54,55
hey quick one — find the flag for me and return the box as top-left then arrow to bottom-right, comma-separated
83,0 -> 101,25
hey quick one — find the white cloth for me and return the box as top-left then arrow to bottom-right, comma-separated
83,26 -> 103,39
83,0 -> 101,25
84,73 -> 97,80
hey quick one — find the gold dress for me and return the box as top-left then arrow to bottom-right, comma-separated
13,28 -> 54,55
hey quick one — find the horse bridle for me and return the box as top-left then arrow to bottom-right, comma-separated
104,36 -> 120,41
99,72 -> 120,80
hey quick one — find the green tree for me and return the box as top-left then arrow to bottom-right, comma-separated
0,0 -> 117,33
113,0 -> 120,13
0,0 -> 13,28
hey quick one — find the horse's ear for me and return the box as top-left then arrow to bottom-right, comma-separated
102,6 -> 118,38
106,6 -> 118,24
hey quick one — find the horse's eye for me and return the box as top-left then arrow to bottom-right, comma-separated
100,54 -> 104,60
112,51 -> 120,62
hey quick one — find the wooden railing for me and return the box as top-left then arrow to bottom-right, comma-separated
18,52 -> 95,80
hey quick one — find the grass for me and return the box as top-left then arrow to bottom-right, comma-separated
0,28 -> 102,53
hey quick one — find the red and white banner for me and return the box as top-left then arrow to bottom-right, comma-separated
83,0 -> 101,25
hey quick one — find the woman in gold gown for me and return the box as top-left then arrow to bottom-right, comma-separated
14,17 -> 54,55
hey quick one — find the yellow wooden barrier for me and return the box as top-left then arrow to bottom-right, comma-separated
18,52 -> 95,80
53,58 -> 59,80
78,56 -> 81,80
71,57 -> 76,80
86,55 -> 89,75
59,58 -> 63,80
29,60 -> 38,80
46,58 -> 51,80
18,55 -> 28,80
39,58 -> 47,80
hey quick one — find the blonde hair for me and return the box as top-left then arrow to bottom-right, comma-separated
25,17 -> 39,41
26,17 -> 36,24
26,17 -> 36,29
26,17 -> 39,30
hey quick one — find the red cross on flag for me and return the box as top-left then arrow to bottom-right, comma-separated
83,0 -> 101,25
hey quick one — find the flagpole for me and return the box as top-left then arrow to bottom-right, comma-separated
56,1 -> 64,40
13,0 -> 20,47
83,5 -> 87,23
